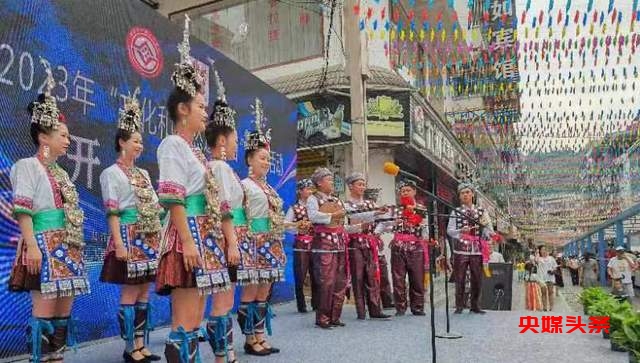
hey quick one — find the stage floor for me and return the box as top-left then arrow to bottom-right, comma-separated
52,274 -> 625,363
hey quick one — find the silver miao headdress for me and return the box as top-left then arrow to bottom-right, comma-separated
244,98 -> 272,151
31,59 -> 61,129
171,15 -> 203,97
117,88 -> 142,133
209,58 -> 237,129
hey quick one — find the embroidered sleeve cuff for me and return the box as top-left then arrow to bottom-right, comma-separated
12,197 -> 34,217
12,206 -> 34,218
104,199 -> 119,215
158,181 -> 186,206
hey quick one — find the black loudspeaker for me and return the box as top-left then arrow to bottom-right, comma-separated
480,263 -> 513,310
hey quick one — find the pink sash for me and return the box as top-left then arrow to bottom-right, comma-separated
393,233 -> 430,270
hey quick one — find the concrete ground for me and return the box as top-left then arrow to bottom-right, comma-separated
7,271 -> 630,363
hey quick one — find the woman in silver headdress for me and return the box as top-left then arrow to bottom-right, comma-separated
201,64 -> 243,363
236,98 -> 286,356
9,66 -> 89,363
155,16 -> 231,362
99,90 -> 162,363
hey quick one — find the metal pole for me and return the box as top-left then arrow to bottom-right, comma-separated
615,221 -> 625,249
345,0 -> 369,178
598,230 -> 607,286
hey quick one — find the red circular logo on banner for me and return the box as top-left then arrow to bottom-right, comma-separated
126,27 -> 163,78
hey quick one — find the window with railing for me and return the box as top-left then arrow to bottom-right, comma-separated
170,0 -> 324,70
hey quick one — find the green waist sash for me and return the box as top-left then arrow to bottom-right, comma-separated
119,208 -> 138,224
32,209 -> 65,233
185,194 -> 206,217
231,207 -> 248,226
250,217 -> 271,233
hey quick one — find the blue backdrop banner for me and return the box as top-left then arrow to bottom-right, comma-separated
0,0 -> 297,358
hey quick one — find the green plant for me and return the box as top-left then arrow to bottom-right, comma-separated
578,287 -> 609,312
609,301 -> 635,333
611,312 -> 640,358
587,295 -> 620,317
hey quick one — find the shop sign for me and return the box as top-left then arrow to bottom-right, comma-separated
366,92 -> 409,139
297,101 -> 351,149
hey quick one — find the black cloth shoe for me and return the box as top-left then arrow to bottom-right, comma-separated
470,309 -> 486,314
454,308 -> 464,314
330,320 -> 346,327
123,348 -> 149,363
243,342 -> 271,356
370,313 -> 392,320
259,340 -> 280,354
315,322 -> 333,330
395,311 -> 406,316
140,348 -> 161,361
412,310 -> 426,316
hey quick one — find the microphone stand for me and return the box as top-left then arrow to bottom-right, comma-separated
432,197 -> 462,340
427,198 -> 437,363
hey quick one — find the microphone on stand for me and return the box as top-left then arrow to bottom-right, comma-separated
383,161 -> 463,351
383,162 -> 425,182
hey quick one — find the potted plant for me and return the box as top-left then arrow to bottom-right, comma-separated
611,313 -> 640,362
587,295 -> 620,339
609,302 -> 634,351
578,287 -> 609,315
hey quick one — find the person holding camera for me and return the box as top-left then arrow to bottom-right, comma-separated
535,246 -> 557,311
607,246 -> 637,297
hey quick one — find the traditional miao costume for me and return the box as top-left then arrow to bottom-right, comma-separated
284,179 -> 317,313
155,16 -> 231,362
344,192 -> 387,319
9,76 -> 89,363
446,182 -> 494,313
99,91 -> 161,358
236,98 -> 286,341
306,168 -> 350,328
203,68 -> 250,360
389,180 -> 429,315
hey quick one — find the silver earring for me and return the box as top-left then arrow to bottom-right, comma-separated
122,149 -> 126,158
249,166 -> 254,177
220,146 -> 227,161
182,119 -> 187,127
43,145 -> 50,159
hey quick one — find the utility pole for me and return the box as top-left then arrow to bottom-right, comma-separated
344,0 -> 369,177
